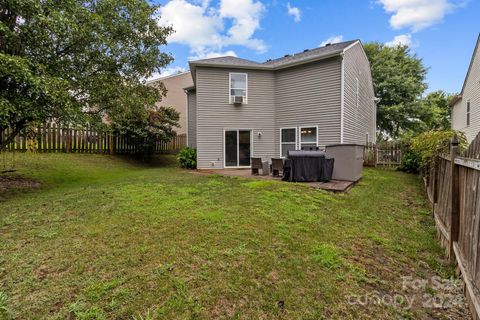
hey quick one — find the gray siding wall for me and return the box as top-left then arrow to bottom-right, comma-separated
275,57 -> 343,151
195,67 -> 276,169
191,44 -> 376,167
452,42 -> 480,143
342,42 -> 376,145
187,91 -> 197,149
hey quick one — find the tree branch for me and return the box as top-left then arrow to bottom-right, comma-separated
0,121 -> 27,152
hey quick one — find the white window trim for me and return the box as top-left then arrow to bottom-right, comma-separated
229,72 -> 248,104
299,125 -> 319,150
223,128 -> 253,168
279,127 -> 297,158
467,99 -> 471,127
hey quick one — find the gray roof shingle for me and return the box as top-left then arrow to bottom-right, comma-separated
189,56 -> 264,68
189,40 -> 358,70
262,40 -> 357,67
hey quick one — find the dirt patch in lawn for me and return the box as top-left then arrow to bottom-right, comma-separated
0,175 -> 41,193
350,243 -> 471,319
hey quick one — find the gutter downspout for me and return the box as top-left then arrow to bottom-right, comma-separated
184,89 -> 190,148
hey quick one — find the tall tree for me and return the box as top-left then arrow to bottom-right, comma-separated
0,0 -> 173,150
364,43 -> 428,139
414,90 -> 453,133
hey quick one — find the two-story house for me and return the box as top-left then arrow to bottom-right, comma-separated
147,71 -> 193,135
185,40 -> 376,169
451,34 -> 480,143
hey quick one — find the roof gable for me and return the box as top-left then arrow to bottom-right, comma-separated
460,33 -> 480,96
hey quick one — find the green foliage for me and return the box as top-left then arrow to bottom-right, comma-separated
399,130 -> 467,173
311,244 -> 342,269
416,91 -> 453,131
69,302 -> 106,320
365,43 -> 455,139
111,107 -> 180,159
85,280 -> 120,301
177,147 -> 197,169
364,43 -> 428,138
398,149 -> 421,173
0,291 -> 9,318
0,0 -> 173,150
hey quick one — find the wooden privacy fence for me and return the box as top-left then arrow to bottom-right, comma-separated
364,141 -> 403,168
425,133 -> 480,320
0,124 -> 186,155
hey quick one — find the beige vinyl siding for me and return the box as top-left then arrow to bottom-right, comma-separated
187,91 -> 197,149
152,72 -> 193,135
452,42 -> 480,143
196,67 -> 276,169
275,57 -> 342,148
342,42 -> 376,145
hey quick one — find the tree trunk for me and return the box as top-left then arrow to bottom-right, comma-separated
0,123 -> 26,152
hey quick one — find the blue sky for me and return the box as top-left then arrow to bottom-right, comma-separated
154,0 -> 479,94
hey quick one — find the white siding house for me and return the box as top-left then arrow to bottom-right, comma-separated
451,34 -> 480,143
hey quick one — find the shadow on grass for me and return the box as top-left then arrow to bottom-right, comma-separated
143,154 -> 179,168
0,153 -> 179,202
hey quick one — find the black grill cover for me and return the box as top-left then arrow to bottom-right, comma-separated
321,158 -> 334,182
284,151 -> 333,182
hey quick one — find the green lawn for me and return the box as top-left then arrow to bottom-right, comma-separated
0,153 -> 467,319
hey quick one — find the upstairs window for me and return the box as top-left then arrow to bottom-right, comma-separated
229,73 -> 247,104
467,100 -> 471,126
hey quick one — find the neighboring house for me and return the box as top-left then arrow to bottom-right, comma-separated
147,71 -> 193,135
186,40 -> 376,169
451,34 -> 480,143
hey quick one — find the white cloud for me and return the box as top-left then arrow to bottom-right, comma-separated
158,0 -> 223,56
219,0 -> 267,52
158,0 -> 266,60
378,0 -> 456,32
287,2 -> 301,22
319,35 -> 343,47
188,49 -> 237,61
385,34 -> 412,47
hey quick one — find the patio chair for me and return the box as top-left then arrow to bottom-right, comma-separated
251,157 -> 268,175
271,158 -> 284,177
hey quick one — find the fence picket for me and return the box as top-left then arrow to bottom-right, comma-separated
424,133 -> 480,320
1,126 -> 186,156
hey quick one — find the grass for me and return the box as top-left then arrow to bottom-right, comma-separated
0,153 -> 466,319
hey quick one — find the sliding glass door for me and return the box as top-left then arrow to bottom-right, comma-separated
224,130 -> 251,167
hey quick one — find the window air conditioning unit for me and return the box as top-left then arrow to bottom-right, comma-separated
233,96 -> 244,105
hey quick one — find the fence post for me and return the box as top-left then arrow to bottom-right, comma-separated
433,155 -> 439,204
110,133 -> 114,155
449,135 -> 460,261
